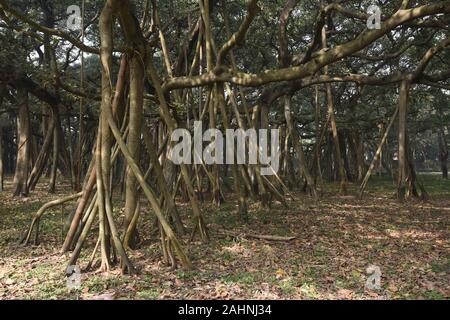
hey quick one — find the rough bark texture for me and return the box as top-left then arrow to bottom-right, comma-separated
12,87 -> 30,197
397,80 -> 410,202
123,54 -> 144,250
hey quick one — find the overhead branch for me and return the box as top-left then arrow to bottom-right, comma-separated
216,0 -> 260,66
162,1 -> 450,91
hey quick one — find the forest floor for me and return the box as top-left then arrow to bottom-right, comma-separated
0,174 -> 449,300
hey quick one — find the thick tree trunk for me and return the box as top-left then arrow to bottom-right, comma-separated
93,0 -> 191,271
95,0 -> 133,273
397,80 -> 410,202
96,121 -> 111,272
12,87 -> 30,197
123,54 -> 144,250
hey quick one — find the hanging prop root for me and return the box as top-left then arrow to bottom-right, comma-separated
20,192 -> 83,246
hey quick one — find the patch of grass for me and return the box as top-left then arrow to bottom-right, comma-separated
365,174 -> 397,194
420,289 -> 446,300
430,259 -> 449,273
299,282 -> 319,299
144,245 -> 160,256
208,203 -> 240,227
301,266 -> 324,282
279,278 -> 297,295
221,271 -> 258,285
25,262 -> 56,278
136,288 -> 160,300
365,173 -> 450,197
23,282 -> 71,300
83,275 -> 126,293
347,269 -> 364,286
334,276 -> 353,291
221,250 -> 234,261
176,270 -> 198,281
417,174 -> 450,196
13,259 -> 29,268
313,244 -> 328,258
251,209 -> 283,226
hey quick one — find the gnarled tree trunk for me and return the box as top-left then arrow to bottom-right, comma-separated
12,87 -> 30,197
123,53 -> 144,250
397,80 -> 409,202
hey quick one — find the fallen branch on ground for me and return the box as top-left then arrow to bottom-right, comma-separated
219,230 -> 297,241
